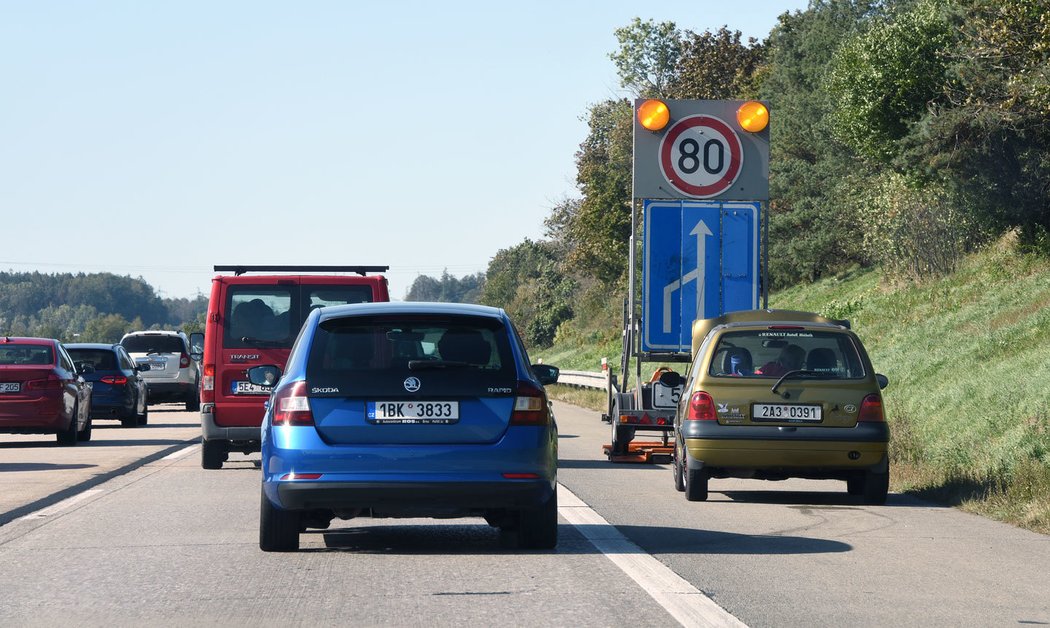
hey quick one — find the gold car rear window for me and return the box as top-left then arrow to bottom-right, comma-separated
707,330 -> 865,379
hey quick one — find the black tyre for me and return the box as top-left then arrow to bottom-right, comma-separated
56,405 -> 79,446
201,439 -> 227,470
137,401 -> 149,427
684,468 -> 709,502
609,393 -> 635,456
259,487 -> 300,552
121,407 -> 138,428
862,470 -> 889,505
77,415 -> 93,442
672,441 -> 686,492
186,390 -> 200,412
846,475 -> 864,496
516,489 -> 558,550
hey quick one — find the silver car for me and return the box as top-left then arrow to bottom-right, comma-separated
120,330 -> 201,411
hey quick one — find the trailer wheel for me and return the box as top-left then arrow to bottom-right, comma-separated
609,393 -> 634,456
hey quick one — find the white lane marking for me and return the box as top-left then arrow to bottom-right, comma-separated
162,444 -> 199,461
558,484 -> 747,628
15,489 -> 104,522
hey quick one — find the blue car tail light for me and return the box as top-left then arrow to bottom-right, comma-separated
273,381 -> 314,426
510,381 -> 549,426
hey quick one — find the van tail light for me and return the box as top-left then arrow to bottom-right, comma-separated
511,381 -> 549,426
180,352 -> 191,368
201,364 -> 215,402
26,373 -> 63,391
686,391 -> 717,421
272,381 -> 314,426
100,375 -> 128,385
858,394 -> 885,422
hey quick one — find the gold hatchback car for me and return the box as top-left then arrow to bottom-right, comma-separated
668,310 -> 890,504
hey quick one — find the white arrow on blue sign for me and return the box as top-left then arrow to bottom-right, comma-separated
642,200 -> 760,353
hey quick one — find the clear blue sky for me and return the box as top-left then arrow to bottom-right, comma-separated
1,1 -> 806,300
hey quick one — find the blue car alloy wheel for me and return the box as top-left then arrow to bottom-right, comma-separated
255,302 -> 558,552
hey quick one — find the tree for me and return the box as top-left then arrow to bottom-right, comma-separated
827,0 -> 955,163
671,27 -> 767,100
549,99 -> 634,286
480,240 -> 575,348
760,0 -> 886,287
609,18 -> 682,97
908,0 -> 1050,245
82,313 -> 134,343
405,271 -> 485,303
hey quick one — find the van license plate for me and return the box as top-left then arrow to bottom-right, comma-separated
752,403 -> 822,422
232,381 -> 272,395
0,382 -> 20,393
367,401 -> 459,424
150,361 -> 166,371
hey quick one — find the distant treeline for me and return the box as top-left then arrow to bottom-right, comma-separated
0,271 -> 207,342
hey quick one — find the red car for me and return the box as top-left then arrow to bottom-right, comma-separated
0,337 -> 93,445
195,265 -> 390,469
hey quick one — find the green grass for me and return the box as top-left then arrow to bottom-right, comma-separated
545,384 -> 608,413
540,235 -> 1050,534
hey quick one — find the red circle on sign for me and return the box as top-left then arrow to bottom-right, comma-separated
659,115 -> 743,198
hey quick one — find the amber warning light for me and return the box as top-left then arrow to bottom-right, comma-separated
637,99 -> 670,131
736,101 -> 769,133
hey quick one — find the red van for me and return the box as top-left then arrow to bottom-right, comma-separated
194,265 -> 389,469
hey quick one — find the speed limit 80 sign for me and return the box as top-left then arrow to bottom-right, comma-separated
634,99 -> 769,201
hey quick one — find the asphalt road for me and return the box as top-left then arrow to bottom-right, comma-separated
0,402 -> 1047,626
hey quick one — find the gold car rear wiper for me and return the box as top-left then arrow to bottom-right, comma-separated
771,369 -> 824,398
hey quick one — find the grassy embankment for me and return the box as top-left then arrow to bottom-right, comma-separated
537,237 -> 1050,533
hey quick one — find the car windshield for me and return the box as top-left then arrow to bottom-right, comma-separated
0,345 -> 54,365
306,314 -> 517,397
66,349 -> 118,370
121,336 -> 185,354
707,329 -> 865,379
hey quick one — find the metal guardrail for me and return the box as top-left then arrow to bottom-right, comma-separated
557,370 -> 607,390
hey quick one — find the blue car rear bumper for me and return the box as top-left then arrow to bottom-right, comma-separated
261,424 -> 557,512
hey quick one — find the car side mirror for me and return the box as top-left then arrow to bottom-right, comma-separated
658,370 -> 684,388
248,365 -> 282,387
876,373 -> 889,390
531,364 -> 559,386
137,363 -> 151,372
189,332 -> 205,361
77,362 -> 95,375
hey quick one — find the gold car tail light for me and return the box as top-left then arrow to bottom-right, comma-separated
858,394 -> 885,422
686,391 -> 717,421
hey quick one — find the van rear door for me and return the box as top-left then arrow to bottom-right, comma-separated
211,278 -> 382,428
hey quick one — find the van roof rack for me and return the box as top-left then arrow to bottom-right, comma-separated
214,265 -> 389,276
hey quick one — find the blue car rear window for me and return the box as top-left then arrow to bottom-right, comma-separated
306,314 -> 517,397
66,349 -> 118,370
